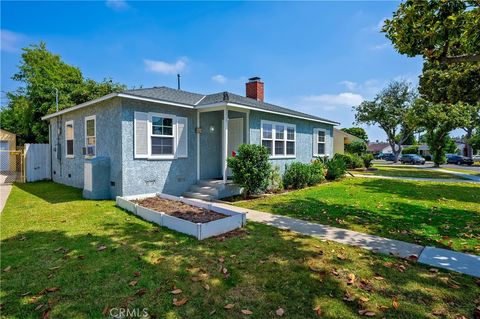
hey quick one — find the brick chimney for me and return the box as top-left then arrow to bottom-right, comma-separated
246,77 -> 264,101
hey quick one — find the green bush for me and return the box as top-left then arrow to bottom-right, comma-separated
309,159 -> 326,185
335,153 -> 364,169
268,165 -> 283,192
283,162 -> 311,189
345,141 -> 367,155
361,154 -> 374,168
325,155 -> 346,180
402,145 -> 419,154
227,144 -> 271,197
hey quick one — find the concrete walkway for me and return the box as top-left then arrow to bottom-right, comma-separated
213,202 -> 480,277
351,173 -> 477,183
432,168 -> 480,182
0,173 -> 14,213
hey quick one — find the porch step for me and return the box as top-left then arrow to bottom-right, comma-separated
190,185 -> 219,196
183,191 -> 216,201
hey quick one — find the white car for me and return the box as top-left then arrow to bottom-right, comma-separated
473,154 -> 480,162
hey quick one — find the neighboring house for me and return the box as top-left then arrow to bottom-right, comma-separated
367,142 -> 390,155
0,129 -> 17,172
41,77 -> 339,200
333,129 -> 364,154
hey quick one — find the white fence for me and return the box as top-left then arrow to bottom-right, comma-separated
25,143 -> 51,182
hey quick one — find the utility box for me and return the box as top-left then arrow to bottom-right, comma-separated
83,156 -> 110,199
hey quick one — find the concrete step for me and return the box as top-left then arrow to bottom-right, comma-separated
197,179 -> 227,189
190,185 -> 219,196
183,191 -> 215,201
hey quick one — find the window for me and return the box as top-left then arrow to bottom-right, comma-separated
65,120 -> 74,158
261,120 -> 295,158
85,115 -> 96,157
314,129 -> 326,156
150,114 -> 174,157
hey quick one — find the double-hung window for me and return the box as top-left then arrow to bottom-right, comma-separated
65,120 -> 74,158
314,129 -> 326,156
261,120 -> 296,158
150,114 -> 175,157
85,115 -> 96,157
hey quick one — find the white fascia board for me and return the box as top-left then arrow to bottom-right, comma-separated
117,93 -> 195,109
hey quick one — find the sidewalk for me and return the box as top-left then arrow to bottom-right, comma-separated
350,173 -> 477,183
432,168 -> 480,182
212,201 -> 480,277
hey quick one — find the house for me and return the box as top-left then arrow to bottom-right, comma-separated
0,129 -> 17,173
333,129 -> 364,154
367,142 -> 390,155
41,77 -> 339,200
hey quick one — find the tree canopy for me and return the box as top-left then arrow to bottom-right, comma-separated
0,42 -> 125,144
383,0 -> 480,64
340,127 -> 368,141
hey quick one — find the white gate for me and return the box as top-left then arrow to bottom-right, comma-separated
25,144 -> 51,182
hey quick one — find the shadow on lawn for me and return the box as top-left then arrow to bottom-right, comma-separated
2,217 -> 471,318
14,181 -> 84,204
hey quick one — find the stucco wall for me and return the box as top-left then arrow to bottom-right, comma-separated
248,110 -> 334,173
333,129 -> 364,154
49,98 -> 123,197
121,99 -> 198,197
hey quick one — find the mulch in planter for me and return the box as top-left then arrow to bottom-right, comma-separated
132,197 -> 227,223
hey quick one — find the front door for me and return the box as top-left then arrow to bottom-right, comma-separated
227,118 -> 244,176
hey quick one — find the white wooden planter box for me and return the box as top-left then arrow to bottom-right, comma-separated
115,193 -> 246,240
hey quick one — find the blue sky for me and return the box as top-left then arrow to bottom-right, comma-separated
1,1 -> 424,141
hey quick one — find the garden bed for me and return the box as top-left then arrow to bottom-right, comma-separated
116,193 -> 246,240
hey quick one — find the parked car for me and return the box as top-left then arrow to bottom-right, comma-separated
400,154 -> 426,165
383,153 -> 396,161
473,154 -> 480,162
446,155 -> 474,165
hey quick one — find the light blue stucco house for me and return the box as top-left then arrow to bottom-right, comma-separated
42,77 -> 339,200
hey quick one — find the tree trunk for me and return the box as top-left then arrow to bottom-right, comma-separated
465,128 -> 473,158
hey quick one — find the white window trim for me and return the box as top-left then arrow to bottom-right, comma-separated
65,120 -> 74,159
313,128 -> 329,157
147,112 -> 176,160
260,120 -> 296,159
85,115 -> 96,158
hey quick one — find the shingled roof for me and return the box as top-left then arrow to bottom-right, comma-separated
124,86 -> 339,125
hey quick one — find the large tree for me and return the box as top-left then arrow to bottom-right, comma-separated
340,127 -> 368,142
0,42 -> 125,144
354,80 -> 417,162
383,0 -> 480,64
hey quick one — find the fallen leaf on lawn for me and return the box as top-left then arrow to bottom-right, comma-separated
218,257 -> 225,263
209,309 -> 216,315
19,236 -> 27,241
241,309 -> 253,315
171,289 -> 182,295
135,288 -> 147,296
383,262 -> 393,268
129,280 -> 138,286
221,267 -> 228,274
359,296 -> 369,303
191,276 -> 202,282
54,247 -> 63,252
97,245 -> 107,251
49,266 -> 60,270
77,255 -> 85,260
173,298 -> 188,307
276,308 -> 285,316
358,309 -> 375,317
347,273 -> 356,285
429,268 -> 439,273
42,309 -> 50,319
203,284 -> 210,291
224,303 -> 235,309
313,305 -> 322,316
337,254 -> 347,260
20,291 -> 31,296
34,304 -> 44,311
343,292 -> 355,302
392,297 -> 399,309
449,283 -> 461,289
133,271 -> 141,277
102,306 -> 110,315
309,265 -> 325,274
3,266 -> 11,272
432,309 -> 445,316
39,287 -> 59,295
331,269 -> 339,276
377,305 -> 389,311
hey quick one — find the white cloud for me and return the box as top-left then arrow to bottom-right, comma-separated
370,43 -> 389,51
106,0 -> 129,11
340,79 -> 383,99
144,58 -> 187,75
339,81 -> 358,91
1,29 -> 25,53
301,92 -> 364,110
212,74 -> 227,84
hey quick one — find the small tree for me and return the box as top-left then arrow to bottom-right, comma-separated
354,80 -> 417,162
341,127 -> 368,141
345,141 -> 367,155
227,144 -> 271,198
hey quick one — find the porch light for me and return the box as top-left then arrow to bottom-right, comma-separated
209,125 -> 215,133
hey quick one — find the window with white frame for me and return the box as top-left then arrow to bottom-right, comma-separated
85,115 -> 96,157
316,129 -> 326,156
65,120 -> 74,158
261,120 -> 295,158
150,114 -> 174,156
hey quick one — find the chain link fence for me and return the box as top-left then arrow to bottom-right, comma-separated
0,147 -> 25,184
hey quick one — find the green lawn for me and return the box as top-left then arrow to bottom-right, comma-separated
234,178 -> 480,254
354,165 -> 467,179
1,182 -> 479,318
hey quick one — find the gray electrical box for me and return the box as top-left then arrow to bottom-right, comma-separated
83,157 -> 111,199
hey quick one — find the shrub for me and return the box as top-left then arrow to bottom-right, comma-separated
335,153 -> 364,169
325,155 -> 346,180
227,144 -> 271,197
361,154 -> 374,168
283,162 -> 311,189
268,165 -> 283,192
309,159 -> 326,185
402,145 -> 419,154
345,141 -> 367,155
